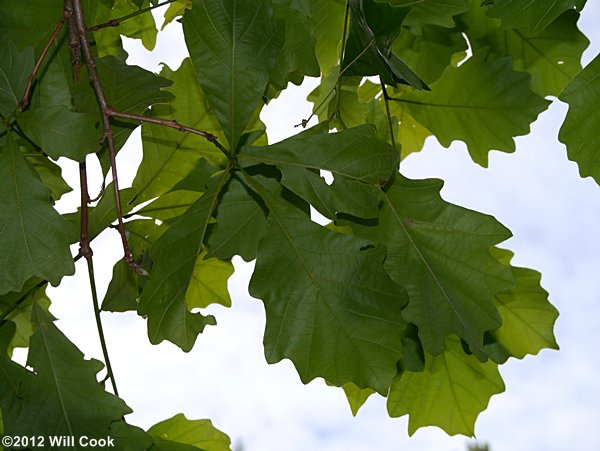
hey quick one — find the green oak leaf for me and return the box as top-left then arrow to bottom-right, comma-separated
182,0 -> 284,150
206,175 -> 269,262
393,25 -> 468,85
345,176 -> 515,357
163,0 -> 192,29
395,54 -> 549,166
374,0 -> 471,29
138,172 -> 230,351
0,286 -> 52,355
22,150 -> 73,201
387,335 -> 505,436
0,301 -> 131,439
72,55 -> 174,170
0,0 -> 63,54
485,0 -> 586,36
148,413 -> 231,451
247,176 -> 408,394
341,383 -> 375,416
133,59 -> 225,204
240,124 -> 397,219
485,248 -> 559,362
102,259 -> 140,313
342,0 -> 428,89
136,190 -> 203,222
0,42 -> 34,116
186,248 -> 234,309
461,7 -> 589,97
559,53 -> 600,185
0,135 -> 75,295
269,2 -> 320,94
17,106 -> 100,162
113,0 -> 158,51
310,0 -> 346,73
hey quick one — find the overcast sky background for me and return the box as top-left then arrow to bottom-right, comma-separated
35,3 -> 600,450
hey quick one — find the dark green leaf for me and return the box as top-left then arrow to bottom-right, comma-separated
269,2 -> 320,93
343,0 -> 428,89
247,177 -> 408,394
138,172 -> 230,351
0,42 -> 34,117
182,0 -> 284,149
0,135 -> 75,295
102,259 -> 139,313
387,336 -> 505,436
17,106 -> 99,161
22,147 -> 73,201
559,53 -> 600,185
206,175 -> 269,262
1,301 -> 131,439
240,124 -> 397,219
395,54 -> 549,166
345,176 -> 515,357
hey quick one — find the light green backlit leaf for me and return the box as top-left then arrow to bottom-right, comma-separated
559,53 -> 600,185
486,0 -> 586,36
387,336 -> 505,436
485,248 -> 559,362
148,413 -> 231,451
133,59 -> 225,204
396,54 -> 549,166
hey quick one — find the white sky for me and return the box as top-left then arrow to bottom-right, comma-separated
37,3 -> 600,451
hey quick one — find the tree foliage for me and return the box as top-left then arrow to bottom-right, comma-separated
0,0 -> 595,447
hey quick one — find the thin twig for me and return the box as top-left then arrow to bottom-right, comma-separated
79,160 -> 119,395
72,0 -> 142,274
106,108 -> 231,158
16,16 -> 66,113
87,0 -> 177,32
86,257 -> 120,395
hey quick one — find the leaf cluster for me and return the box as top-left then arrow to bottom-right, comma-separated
0,0 -> 595,446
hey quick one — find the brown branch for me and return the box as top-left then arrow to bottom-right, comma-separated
64,0 -> 81,81
72,0 -> 143,274
106,108 -> 232,158
17,16 -> 67,113
87,0 -> 177,32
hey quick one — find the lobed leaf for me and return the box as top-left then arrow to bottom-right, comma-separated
395,54 -> 550,166
133,59 -> 225,204
345,176 -> 515,358
559,53 -> 600,185
0,135 -> 75,295
182,0 -> 284,150
0,302 -> 131,439
387,335 -> 505,436
148,413 -> 231,451
240,124 -> 397,219
485,0 -> 586,36
485,248 -> 559,362
138,172 -> 230,351
247,177 -> 408,394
